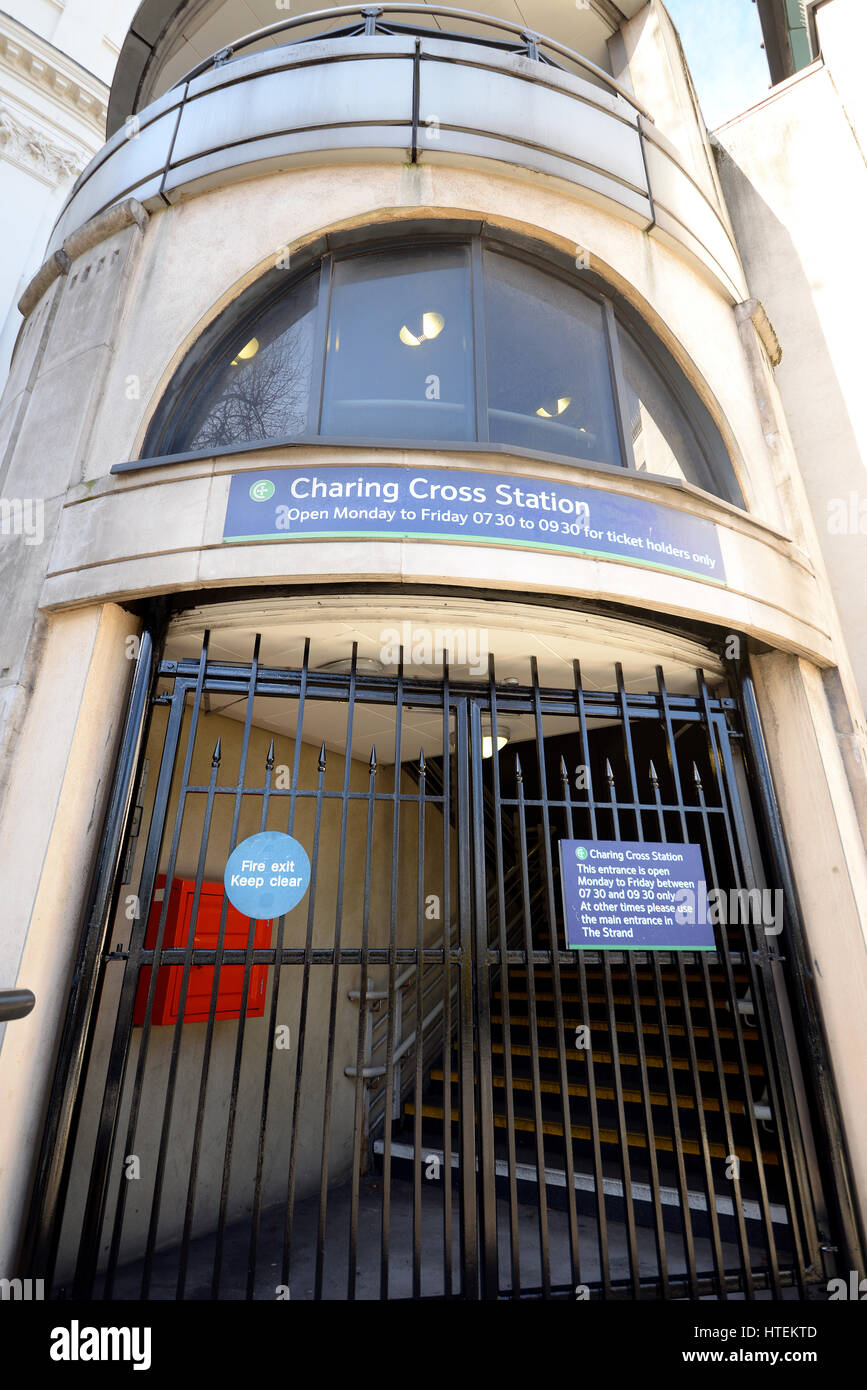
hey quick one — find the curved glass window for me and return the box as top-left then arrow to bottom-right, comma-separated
146,236 -> 744,507
483,251 -> 619,465
321,245 -> 475,442
181,271 -> 318,452
616,316 -> 731,498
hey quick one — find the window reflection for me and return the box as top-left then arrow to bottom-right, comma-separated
320,246 -> 474,442
483,251 -> 621,465
619,330 -> 690,484
618,324 -> 717,494
183,273 -> 317,451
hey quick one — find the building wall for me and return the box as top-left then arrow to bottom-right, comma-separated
0,2 -> 139,385
715,0 -> 867,713
0,0 -> 866,1275
0,601 -> 139,1276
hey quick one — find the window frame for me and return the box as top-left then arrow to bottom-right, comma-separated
139,230 -> 745,509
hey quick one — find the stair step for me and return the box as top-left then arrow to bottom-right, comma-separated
404,1101 -> 778,1165
430,1068 -> 772,1122
497,990 -> 730,1013
491,1014 -> 757,1043
373,1140 -> 790,1227
508,968 -> 749,984
486,1040 -> 765,1078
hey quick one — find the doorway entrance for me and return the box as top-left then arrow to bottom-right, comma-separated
25,625 -> 846,1299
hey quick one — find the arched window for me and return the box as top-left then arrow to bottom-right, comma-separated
144,235 -> 744,507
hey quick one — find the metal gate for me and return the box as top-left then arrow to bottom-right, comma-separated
23,631 -> 855,1299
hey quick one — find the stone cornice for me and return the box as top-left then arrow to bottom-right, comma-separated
18,197 -> 149,318
0,102 -> 86,186
0,11 -> 108,137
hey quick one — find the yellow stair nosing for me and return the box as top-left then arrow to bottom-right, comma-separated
403,1102 -> 777,1164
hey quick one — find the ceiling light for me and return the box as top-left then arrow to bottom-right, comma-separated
536,395 -> 572,418
449,715 -> 510,759
399,311 -> 445,347
481,729 -> 509,760
231,336 -> 260,365
480,715 -> 510,759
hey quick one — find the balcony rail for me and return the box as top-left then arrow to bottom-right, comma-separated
33,2 -> 745,311
170,3 -> 652,121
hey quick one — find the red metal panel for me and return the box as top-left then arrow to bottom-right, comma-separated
133,876 -> 272,1025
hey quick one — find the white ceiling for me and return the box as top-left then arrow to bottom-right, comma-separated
164,593 -> 725,765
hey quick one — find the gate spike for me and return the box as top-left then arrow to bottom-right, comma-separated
605,757 -> 615,785
211,738 -> 222,767
418,748 -> 426,774
369,745 -> 377,773
515,752 -> 523,783
266,738 -> 275,771
648,758 -> 658,787
692,761 -> 703,789
318,741 -> 327,771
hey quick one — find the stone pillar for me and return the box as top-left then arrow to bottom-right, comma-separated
0,601 -> 140,1275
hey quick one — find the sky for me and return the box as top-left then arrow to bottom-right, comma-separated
663,0 -> 772,129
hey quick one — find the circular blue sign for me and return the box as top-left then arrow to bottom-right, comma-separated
224,831 -> 311,919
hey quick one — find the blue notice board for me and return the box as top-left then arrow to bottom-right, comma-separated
558,839 -> 716,951
222,465 -> 726,585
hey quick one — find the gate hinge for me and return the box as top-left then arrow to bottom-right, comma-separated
104,945 -> 129,962
151,693 -> 172,706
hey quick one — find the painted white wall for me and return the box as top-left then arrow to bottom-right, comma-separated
2,0 -> 135,84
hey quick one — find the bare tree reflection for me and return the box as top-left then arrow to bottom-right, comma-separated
188,316 -> 313,450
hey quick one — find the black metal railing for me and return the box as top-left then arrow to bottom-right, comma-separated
170,3 -> 651,120
20,633 -> 853,1300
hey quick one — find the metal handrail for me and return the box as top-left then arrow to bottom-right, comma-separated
170,3 -> 651,121
0,989 -> 35,1023
354,850 -> 548,1134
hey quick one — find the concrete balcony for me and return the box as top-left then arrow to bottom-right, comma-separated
46,7 -> 746,301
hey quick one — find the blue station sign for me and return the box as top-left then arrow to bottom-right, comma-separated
558,839 -> 716,952
222,465 -> 726,585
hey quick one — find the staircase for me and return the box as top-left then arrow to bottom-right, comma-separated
368,746 -> 793,1283
390,861 -> 788,1259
